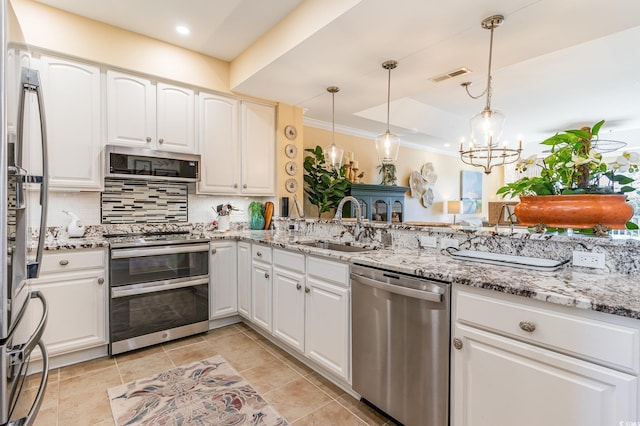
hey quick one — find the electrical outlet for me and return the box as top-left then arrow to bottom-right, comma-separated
419,235 -> 438,248
440,237 -> 459,250
572,251 -> 605,269
288,222 -> 299,232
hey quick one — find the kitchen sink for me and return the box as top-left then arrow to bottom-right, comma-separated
295,240 -> 377,252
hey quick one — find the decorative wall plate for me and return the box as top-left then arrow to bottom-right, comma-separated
285,144 -> 297,158
284,125 -> 298,140
422,187 -> 434,207
285,161 -> 298,176
409,171 -> 425,199
285,178 -> 298,193
421,162 -> 438,184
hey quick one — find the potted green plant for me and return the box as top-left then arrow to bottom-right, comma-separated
378,163 -> 397,186
303,145 -> 351,217
497,120 -> 639,231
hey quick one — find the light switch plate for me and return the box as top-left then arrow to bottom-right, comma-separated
419,235 -> 438,248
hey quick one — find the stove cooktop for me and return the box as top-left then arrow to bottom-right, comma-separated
104,231 -> 210,249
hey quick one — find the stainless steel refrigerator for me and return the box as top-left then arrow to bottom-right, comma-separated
2,0 -> 50,424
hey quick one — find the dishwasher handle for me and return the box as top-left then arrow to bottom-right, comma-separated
350,272 -> 443,303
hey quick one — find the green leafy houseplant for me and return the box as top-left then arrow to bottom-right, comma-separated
378,163 -> 397,186
497,120 -> 639,198
303,145 -> 351,217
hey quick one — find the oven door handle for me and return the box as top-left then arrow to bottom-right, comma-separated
111,277 -> 209,298
111,243 -> 210,259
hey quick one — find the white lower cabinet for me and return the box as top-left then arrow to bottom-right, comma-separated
27,249 -> 108,357
251,245 -> 273,332
451,285 -> 639,426
237,242 -> 252,319
209,241 -> 238,319
272,250 -> 306,353
304,274 -> 349,381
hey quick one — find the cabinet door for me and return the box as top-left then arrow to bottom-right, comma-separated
240,101 -> 275,195
237,242 -> 252,319
273,267 -> 305,352
209,241 -> 238,319
39,56 -> 102,190
156,83 -> 195,153
29,271 -> 107,357
251,262 -> 272,332
305,276 -> 350,381
451,324 -> 637,426
106,70 -> 156,147
197,93 -> 240,194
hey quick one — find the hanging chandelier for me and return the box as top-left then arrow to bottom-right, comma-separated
459,15 -> 521,174
323,86 -> 344,169
375,60 -> 400,164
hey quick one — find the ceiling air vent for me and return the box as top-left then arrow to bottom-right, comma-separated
430,67 -> 471,83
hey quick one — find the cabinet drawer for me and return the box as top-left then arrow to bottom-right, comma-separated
273,249 -> 305,273
40,249 -> 105,274
307,256 -> 349,287
252,244 -> 272,263
455,289 -> 640,373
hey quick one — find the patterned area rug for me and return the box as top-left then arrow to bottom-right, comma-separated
108,355 -> 288,425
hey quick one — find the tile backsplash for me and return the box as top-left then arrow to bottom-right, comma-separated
101,179 -> 188,224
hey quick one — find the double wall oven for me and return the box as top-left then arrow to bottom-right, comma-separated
106,232 -> 210,355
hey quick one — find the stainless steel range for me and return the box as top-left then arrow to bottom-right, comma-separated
105,231 -> 210,355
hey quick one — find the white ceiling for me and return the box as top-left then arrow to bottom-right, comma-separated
35,0 -> 640,156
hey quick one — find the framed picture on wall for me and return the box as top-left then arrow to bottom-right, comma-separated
461,170 -> 482,214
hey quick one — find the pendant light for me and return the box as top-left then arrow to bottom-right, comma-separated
375,60 -> 400,164
459,15 -> 521,174
323,86 -> 344,169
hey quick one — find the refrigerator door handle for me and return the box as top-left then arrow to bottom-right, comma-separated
7,340 -> 49,426
6,291 -> 48,367
17,69 -> 49,280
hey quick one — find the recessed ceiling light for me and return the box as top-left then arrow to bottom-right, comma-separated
176,25 -> 190,35
444,143 -> 451,147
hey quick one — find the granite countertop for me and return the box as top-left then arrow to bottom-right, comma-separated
42,230 -> 640,320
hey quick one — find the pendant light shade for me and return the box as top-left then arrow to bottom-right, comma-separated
459,15 -> 521,174
323,86 -> 344,169
376,60 -> 400,164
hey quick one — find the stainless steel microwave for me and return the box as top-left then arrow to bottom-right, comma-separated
105,145 -> 200,183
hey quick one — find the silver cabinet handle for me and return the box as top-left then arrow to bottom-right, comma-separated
146,137 -> 151,142
243,184 -> 247,189
264,272 -> 269,279
296,283 -> 301,290
452,337 -> 463,350
519,321 -> 536,333
97,277 -> 104,285
257,251 -> 262,257
59,259 -> 69,266
211,248 -> 217,254
159,138 -> 164,144
305,287 -> 310,294
234,184 -> 238,189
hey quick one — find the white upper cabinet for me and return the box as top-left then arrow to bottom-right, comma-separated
156,82 -> 195,152
197,93 -> 240,194
240,101 -> 275,195
39,56 -> 102,190
106,71 -> 195,153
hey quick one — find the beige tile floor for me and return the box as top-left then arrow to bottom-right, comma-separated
18,323 -> 396,426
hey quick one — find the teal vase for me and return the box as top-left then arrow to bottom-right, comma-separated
249,201 -> 265,230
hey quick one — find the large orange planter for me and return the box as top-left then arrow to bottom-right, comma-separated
514,194 -> 633,229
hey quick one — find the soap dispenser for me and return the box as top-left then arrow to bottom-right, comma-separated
63,210 -> 85,238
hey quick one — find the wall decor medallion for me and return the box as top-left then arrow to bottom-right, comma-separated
285,144 -> 297,158
285,161 -> 298,176
284,125 -> 298,140
409,162 -> 438,207
285,178 -> 298,193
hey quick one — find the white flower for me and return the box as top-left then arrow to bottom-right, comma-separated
623,151 -> 640,162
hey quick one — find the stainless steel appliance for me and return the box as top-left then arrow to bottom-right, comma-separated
107,232 -> 210,355
2,2 -> 50,423
105,144 -> 200,183
351,264 -> 451,426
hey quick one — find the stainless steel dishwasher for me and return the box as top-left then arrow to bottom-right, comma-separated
351,264 -> 451,426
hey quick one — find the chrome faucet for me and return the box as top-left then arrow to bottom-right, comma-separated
335,196 -> 364,241
495,204 -> 517,232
